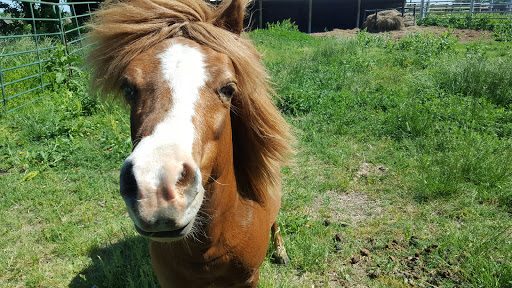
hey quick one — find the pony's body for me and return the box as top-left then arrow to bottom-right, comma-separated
88,0 -> 291,287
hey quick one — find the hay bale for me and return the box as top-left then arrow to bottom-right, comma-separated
364,10 -> 404,32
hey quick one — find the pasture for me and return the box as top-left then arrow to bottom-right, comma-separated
1,22 -> 511,287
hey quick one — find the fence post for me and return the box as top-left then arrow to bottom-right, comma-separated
57,5 -> 66,48
470,0 -> 475,15
420,0 -> 425,19
308,0 -> 312,34
29,2 -> 45,95
0,63 -> 5,110
356,0 -> 361,28
509,0 -> 512,13
258,0 -> 262,29
56,4 -> 73,77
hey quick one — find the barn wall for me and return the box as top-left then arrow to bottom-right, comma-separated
245,0 -> 405,32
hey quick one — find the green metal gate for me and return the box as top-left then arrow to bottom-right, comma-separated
0,0 -> 98,113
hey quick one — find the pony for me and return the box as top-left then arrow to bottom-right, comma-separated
87,0 -> 292,286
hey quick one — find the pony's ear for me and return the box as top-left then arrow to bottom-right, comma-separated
213,0 -> 246,35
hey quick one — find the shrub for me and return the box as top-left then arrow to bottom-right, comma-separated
266,19 -> 299,32
45,44 -> 99,115
494,18 -> 512,42
356,28 -> 390,47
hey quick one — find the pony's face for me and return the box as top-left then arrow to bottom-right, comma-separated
119,37 -> 237,242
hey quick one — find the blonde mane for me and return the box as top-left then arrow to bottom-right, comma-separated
88,0 -> 292,201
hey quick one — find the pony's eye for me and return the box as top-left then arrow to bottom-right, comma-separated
123,85 -> 137,101
218,83 -> 236,100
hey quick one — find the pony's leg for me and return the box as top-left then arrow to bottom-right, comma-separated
271,222 -> 290,266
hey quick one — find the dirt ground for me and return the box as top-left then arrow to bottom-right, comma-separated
311,25 -> 495,43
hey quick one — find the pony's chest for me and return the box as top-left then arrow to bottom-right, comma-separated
158,251 -> 258,287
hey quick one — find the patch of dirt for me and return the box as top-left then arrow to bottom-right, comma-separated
353,162 -> 389,183
311,189 -> 384,226
311,25 -> 494,43
305,162 -> 387,225
360,238 -> 464,287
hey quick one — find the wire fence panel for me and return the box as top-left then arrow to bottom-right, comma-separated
405,0 -> 512,20
362,1 -> 512,30
0,0 -> 99,114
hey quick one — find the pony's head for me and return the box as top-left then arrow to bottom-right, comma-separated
88,0 -> 291,242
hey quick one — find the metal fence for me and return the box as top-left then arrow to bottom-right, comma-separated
0,0 -> 98,114
362,0 -> 512,29
406,0 -> 512,20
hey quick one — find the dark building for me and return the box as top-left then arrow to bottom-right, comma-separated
245,0 -> 406,33
65,0 -> 405,34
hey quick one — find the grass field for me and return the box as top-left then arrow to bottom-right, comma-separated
1,23 -> 511,287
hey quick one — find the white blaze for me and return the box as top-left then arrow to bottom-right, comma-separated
127,43 -> 206,192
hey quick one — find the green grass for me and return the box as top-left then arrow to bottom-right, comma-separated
1,23 -> 511,287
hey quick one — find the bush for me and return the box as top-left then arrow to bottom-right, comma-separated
266,19 -> 299,32
493,18 -> 512,42
45,44 -> 99,115
356,28 -> 390,47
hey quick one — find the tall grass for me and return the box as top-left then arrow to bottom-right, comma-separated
433,57 -> 512,107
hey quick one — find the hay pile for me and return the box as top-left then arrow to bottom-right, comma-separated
364,10 -> 404,32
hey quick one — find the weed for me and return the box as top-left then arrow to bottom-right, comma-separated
45,44 -> 99,115
387,31 -> 458,67
357,28 -> 390,48
266,19 -> 299,32
494,18 -> 512,42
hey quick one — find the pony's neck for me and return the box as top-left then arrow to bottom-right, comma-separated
197,117 -> 241,241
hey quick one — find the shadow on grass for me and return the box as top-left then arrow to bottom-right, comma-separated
69,235 -> 159,288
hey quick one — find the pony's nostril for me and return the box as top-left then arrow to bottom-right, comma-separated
120,161 -> 138,201
177,162 -> 195,187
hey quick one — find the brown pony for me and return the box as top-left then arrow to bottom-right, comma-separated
87,0 -> 292,286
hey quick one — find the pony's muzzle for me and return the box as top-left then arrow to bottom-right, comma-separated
119,157 -> 204,240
